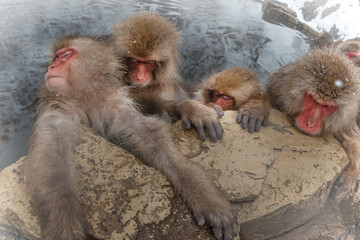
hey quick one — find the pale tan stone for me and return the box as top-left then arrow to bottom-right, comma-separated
0,109 -> 350,240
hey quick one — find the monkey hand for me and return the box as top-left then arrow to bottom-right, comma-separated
237,103 -> 269,133
193,204 -> 238,240
209,103 -> 225,118
178,99 -> 224,142
331,166 -> 357,200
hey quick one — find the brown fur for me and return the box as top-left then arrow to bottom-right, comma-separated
24,36 -> 237,240
310,32 -> 334,49
266,48 -> 360,199
334,38 -> 360,67
193,67 -> 270,132
112,13 -> 223,142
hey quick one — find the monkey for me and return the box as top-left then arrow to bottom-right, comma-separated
111,13 -> 224,142
309,32 -> 334,49
310,35 -> 360,67
190,66 -> 271,133
23,35 -> 238,240
333,38 -> 360,67
266,48 -> 360,199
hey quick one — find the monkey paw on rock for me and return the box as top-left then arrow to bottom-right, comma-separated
193,208 -> 238,240
237,107 -> 268,133
331,167 -> 358,200
178,100 -> 224,142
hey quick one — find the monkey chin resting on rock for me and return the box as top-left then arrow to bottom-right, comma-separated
266,48 -> 360,200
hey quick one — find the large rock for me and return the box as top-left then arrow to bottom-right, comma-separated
0,109 -> 350,239
262,0 -> 320,39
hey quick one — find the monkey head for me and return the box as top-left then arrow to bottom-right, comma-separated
268,49 -> 360,136
112,13 -> 181,87
310,32 -> 334,49
44,36 -> 122,97
202,67 -> 261,111
335,38 -> 360,67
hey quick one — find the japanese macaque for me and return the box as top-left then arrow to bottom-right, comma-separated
111,13 -> 223,142
23,36 -> 237,240
191,67 -> 270,133
333,38 -> 360,67
266,49 -> 360,199
310,32 -> 334,49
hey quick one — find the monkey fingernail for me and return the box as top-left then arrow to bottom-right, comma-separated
195,215 -> 205,226
183,119 -> 191,129
197,127 -> 205,140
241,115 -> 249,129
236,113 -> 243,123
255,120 -> 262,132
212,226 -> 223,240
248,118 -> 256,133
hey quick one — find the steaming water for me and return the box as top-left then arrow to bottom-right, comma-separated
0,0 -> 327,170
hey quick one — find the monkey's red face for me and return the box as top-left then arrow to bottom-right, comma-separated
211,90 -> 235,111
295,93 -> 337,135
127,57 -> 158,86
45,47 -> 78,90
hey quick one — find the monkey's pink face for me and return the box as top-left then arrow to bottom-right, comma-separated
45,47 -> 78,91
295,93 -> 337,136
211,90 -> 234,111
127,57 -> 158,86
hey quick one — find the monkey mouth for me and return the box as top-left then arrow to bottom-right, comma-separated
295,93 -> 337,136
46,75 -> 62,80
132,78 -> 150,87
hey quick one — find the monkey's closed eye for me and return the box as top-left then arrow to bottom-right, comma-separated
54,48 -> 77,62
144,60 -> 156,65
128,58 -> 140,64
60,50 -> 74,61
221,95 -> 232,100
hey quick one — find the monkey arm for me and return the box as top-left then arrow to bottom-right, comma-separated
104,98 -> 237,240
237,92 -> 271,133
23,102 -> 86,239
333,129 -> 360,199
177,99 -> 224,142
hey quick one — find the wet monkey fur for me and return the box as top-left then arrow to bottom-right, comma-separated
310,33 -> 360,67
192,67 -> 270,133
111,13 -> 224,142
266,49 -> 360,199
23,36 -> 237,240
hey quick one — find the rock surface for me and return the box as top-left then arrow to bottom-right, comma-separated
0,109 -> 355,240
262,0 -> 320,39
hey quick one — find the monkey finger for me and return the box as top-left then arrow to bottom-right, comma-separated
241,114 -> 249,129
194,213 -> 206,226
213,105 -> 224,118
224,222 -> 238,240
195,124 -> 206,140
255,119 -> 262,132
214,122 -> 223,140
248,117 -> 256,133
205,122 -> 218,142
262,119 -> 268,126
183,118 -> 192,129
212,225 -> 223,240
236,112 -> 243,123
